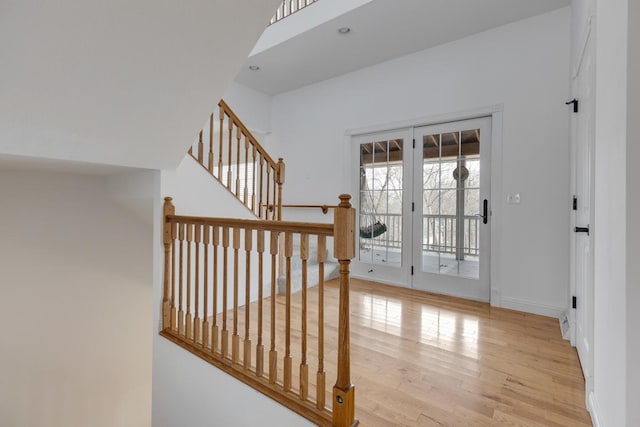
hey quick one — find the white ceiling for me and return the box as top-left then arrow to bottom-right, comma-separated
235,0 -> 571,95
0,0 -> 281,172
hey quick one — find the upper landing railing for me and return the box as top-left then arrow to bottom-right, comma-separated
270,0 -> 318,25
161,195 -> 357,427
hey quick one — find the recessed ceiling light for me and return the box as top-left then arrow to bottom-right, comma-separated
338,27 -> 351,34
249,65 -> 260,71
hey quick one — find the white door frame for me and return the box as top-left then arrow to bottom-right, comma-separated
346,105 -> 504,305
569,14 -> 596,405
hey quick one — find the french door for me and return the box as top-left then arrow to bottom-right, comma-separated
412,118 -> 491,301
351,129 -> 413,285
352,118 -> 491,301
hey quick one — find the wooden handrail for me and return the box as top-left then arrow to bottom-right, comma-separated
161,195 -> 356,427
167,215 -> 334,236
188,99 -> 284,221
268,204 -> 338,214
218,100 -> 277,166
269,0 -> 318,25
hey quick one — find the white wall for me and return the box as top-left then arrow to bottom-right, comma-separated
626,2 -> 640,424
152,156 -> 311,426
269,8 -> 571,315
593,0 -> 628,425
0,169 -> 153,427
223,81 -> 274,141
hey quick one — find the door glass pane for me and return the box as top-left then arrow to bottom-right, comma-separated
359,138 -> 403,267
421,128 -> 480,279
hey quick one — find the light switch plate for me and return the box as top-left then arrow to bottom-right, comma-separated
507,193 -> 521,204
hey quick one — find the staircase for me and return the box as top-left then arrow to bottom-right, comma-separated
161,98 -> 357,426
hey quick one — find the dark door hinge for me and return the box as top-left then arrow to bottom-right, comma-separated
412,202 -> 415,212
572,296 -> 577,309
413,138 -> 415,148
411,266 -> 414,275
575,226 -> 590,235
572,196 -> 578,211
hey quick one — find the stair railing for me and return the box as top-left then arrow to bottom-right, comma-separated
270,0 -> 318,25
161,195 -> 357,427
189,99 -> 284,221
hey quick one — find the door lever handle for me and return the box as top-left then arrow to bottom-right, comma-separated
574,226 -> 590,235
481,199 -> 488,224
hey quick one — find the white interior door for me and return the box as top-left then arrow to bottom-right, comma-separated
571,23 -> 595,397
351,129 -> 413,285
412,118 -> 491,301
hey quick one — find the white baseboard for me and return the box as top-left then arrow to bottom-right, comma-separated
350,273 -> 411,289
499,296 -> 565,318
588,391 -> 600,427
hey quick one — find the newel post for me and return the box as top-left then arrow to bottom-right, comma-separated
276,158 -> 285,221
333,194 -> 357,427
162,197 -> 175,331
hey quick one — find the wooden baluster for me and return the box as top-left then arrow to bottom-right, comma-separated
252,145 -> 257,214
265,166 -> 271,220
212,226 -> 220,353
208,113 -> 214,174
186,223 -> 193,340
278,232 -> 285,285
244,228 -> 252,370
332,195 -> 356,427
299,233 -> 309,400
272,166 -> 278,220
197,130 -> 204,164
235,127 -> 241,197
276,158 -> 285,221
227,114 -> 233,188
283,232 -> 293,392
218,105 -> 224,182
269,231 -> 279,384
178,222 -> 185,336
171,222 -> 178,332
232,227 -> 241,365
276,161 -> 286,282
256,230 -> 265,377
194,224 -> 201,344
221,227 -> 229,358
316,235 -> 327,410
243,134 -> 249,206
202,225 -> 210,349
162,198 -> 175,330
259,156 -> 265,218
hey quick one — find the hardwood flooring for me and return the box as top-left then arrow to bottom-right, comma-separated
216,278 -> 592,426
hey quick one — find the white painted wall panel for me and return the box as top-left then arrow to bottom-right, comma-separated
269,9 -> 571,315
593,0 -> 628,425
0,170 -> 153,427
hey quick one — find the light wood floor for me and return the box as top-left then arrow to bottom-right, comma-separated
216,278 -> 592,426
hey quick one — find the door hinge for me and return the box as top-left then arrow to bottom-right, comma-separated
572,196 -> 578,211
565,99 -> 579,113
572,296 -> 577,309
411,266 -> 414,275
413,138 -> 415,148
412,202 -> 415,212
